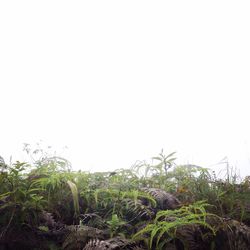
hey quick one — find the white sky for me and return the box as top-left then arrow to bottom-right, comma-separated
1,1 -> 250,178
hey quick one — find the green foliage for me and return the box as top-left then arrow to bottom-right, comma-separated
67,180 -> 80,218
1,148 -> 250,250
133,201 -> 217,249
0,162 -> 46,238
62,225 -> 106,250
107,214 -> 126,237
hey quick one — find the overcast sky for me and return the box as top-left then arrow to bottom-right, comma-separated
1,1 -> 250,178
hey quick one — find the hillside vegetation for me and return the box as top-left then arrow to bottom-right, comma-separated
0,151 -> 250,250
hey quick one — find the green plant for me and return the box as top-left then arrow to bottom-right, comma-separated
107,214 -> 126,238
0,162 -> 46,239
133,201 -> 217,249
1,147 -> 250,249
133,151 -> 176,189
67,180 -> 80,218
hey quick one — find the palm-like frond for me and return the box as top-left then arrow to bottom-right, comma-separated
62,225 -> 107,250
208,217 -> 250,250
80,213 -> 106,229
83,237 -> 144,250
121,198 -> 154,221
83,238 -> 113,250
40,210 -> 56,229
141,188 -> 180,210
174,216 -> 250,250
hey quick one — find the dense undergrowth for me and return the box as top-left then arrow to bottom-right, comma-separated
0,150 -> 250,250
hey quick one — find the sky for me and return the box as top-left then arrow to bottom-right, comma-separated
0,1 -> 250,178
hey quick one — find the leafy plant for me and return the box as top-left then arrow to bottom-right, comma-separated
67,180 -> 80,218
1,148 -> 250,249
107,214 -> 126,238
133,201 -> 217,249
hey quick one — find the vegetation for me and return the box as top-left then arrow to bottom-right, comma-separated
0,149 -> 250,249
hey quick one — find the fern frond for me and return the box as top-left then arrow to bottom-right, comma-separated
133,201 -> 217,249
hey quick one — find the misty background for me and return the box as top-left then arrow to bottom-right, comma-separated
0,1 -> 250,178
